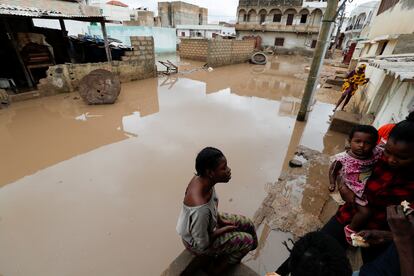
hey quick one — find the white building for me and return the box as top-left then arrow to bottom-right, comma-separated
343,1 -> 380,50
176,25 -> 236,39
302,0 -> 328,9
351,0 -> 414,127
89,0 -> 131,22
235,0 -> 325,54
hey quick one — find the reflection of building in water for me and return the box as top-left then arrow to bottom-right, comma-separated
279,96 -> 302,117
185,58 -> 306,101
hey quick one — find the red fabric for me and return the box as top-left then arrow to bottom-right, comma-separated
377,124 -> 396,144
336,156 -> 414,230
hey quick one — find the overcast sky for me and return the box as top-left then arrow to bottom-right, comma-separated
120,0 -> 377,23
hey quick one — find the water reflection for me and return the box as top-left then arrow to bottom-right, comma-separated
0,56 -> 342,276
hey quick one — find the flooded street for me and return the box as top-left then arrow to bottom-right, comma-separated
0,56 -> 345,275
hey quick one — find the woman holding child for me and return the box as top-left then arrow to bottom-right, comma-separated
327,112 -> 414,262
277,112 -> 414,275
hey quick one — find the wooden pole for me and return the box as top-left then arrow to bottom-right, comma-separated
100,21 -> 112,62
59,18 -> 67,34
2,18 -> 34,88
59,19 -> 74,63
296,0 -> 339,121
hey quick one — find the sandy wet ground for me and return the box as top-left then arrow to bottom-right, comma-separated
0,56 -> 345,275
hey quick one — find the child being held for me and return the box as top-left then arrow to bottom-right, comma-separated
329,125 -> 382,244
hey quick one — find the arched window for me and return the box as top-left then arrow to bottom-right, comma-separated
310,9 -> 323,26
238,9 -> 247,23
247,9 -> 257,23
299,9 -> 310,24
258,9 -> 267,24
269,8 -> 282,23
284,8 -> 297,26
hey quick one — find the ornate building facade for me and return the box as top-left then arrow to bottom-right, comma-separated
236,0 -> 326,53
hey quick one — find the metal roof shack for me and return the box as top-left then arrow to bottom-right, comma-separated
369,56 -> 414,82
0,1 -> 114,90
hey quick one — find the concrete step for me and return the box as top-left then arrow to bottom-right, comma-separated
161,250 -> 259,276
329,111 -> 374,134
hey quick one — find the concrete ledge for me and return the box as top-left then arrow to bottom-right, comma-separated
161,250 -> 259,276
9,91 -> 42,102
329,111 -> 374,134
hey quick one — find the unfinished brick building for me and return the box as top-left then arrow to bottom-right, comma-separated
158,1 -> 208,28
236,0 -> 326,55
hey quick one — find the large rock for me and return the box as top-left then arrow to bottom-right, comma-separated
79,69 -> 121,105
0,89 -> 9,107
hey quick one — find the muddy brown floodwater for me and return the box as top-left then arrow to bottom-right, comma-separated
0,56 -> 345,276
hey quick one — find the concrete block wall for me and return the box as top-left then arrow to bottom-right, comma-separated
123,36 -> 155,65
228,40 -> 256,64
207,39 -> 255,67
38,36 -> 157,94
179,38 -> 209,61
207,40 -> 233,67
179,39 -> 255,67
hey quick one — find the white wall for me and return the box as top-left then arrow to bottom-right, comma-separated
302,0 -> 328,9
369,0 -> 414,39
89,25 -> 177,53
221,26 -> 236,36
176,25 -> 235,39
92,3 -> 132,21
177,29 -> 219,39
373,81 -> 414,127
347,0 -> 380,27
238,31 -> 317,50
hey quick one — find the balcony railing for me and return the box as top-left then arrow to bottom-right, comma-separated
345,24 -> 363,32
345,25 -> 353,31
354,24 -> 363,30
235,23 -> 320,33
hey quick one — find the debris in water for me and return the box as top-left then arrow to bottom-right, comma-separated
251,52 -> 267,65
0,89 -> 10,107
289,153 -> 308,168
75,112 -> 103,121
207,67 -> 213,72
158,60 -> 178,75
79,69 -> 121,105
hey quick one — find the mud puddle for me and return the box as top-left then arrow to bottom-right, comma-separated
0,56 -> 345,275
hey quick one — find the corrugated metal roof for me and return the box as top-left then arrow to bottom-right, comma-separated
0,3 -> 104,20
370,57 -> 414,82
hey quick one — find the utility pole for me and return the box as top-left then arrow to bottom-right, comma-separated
296,0 -> 340,121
